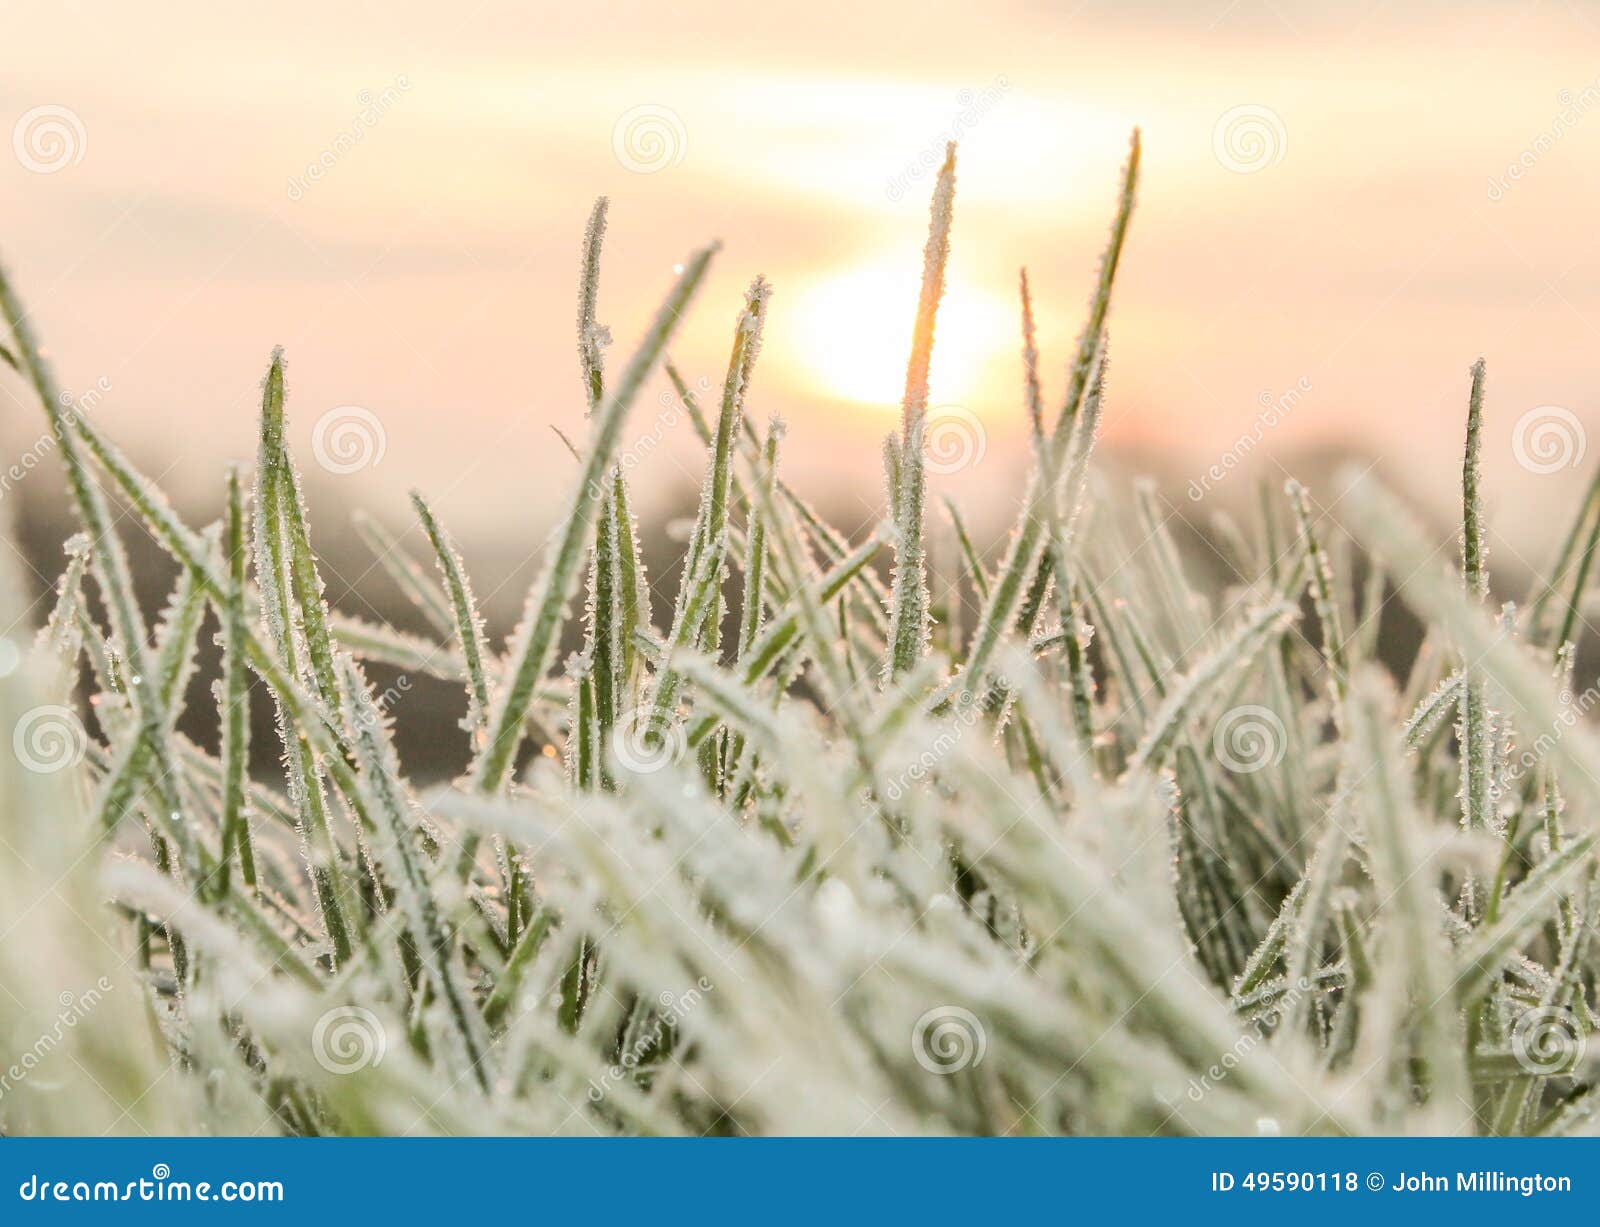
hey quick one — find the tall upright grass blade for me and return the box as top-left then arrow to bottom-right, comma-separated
217,464 -> 257,898
254,352 -> 356,963
886,144 -> 956,682
0,258 -> 191,847
956,133 -> 1138,696
474,244 -> 718,793
648,277 -> 771,736
412,491 -> 492,740
737,420 -> 784,662
1344,667 -> 1470,1131
578,196 -> 610,416
341,657 -> 491,1088
1457,360 -> 1495,844
1286,479 -> 1348,712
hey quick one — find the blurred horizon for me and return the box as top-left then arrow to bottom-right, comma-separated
4,0 -> 1600,585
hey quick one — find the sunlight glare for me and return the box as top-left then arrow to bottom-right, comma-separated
787,261 -> 1013,410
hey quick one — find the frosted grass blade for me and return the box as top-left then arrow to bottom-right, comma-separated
475,244 -> 718,793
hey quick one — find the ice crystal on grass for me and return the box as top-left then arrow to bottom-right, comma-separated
886,144 -> 956,683
2,139 -> 1599,1138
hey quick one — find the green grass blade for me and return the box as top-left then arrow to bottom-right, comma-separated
411,491 -> 492,739
474,244 -> 718,793
886,145 -> 956,682
648,277 -> 771,736
217,465 -> 257,898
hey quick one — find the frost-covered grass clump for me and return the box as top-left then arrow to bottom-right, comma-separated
1,134 -> 1598,1136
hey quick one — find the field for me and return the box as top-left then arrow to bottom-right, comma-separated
0,133 -> 1596,1138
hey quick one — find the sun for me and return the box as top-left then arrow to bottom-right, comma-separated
786,260 -> 1013,410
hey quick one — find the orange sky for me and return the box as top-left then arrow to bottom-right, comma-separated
3,1 -> 1600,564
